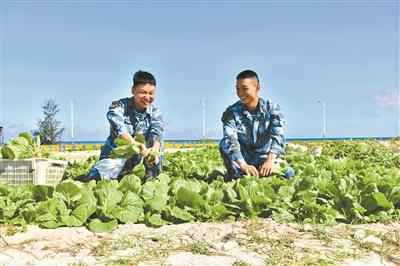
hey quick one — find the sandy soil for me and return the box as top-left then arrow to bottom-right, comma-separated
1,219 -> 399,266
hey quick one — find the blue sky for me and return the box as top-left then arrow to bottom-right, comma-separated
1,0 -> 399,141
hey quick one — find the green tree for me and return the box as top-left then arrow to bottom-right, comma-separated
37,99 -> 65,144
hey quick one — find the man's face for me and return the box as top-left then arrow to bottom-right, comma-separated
236,77 -> 260,106
132,84 -> 156,110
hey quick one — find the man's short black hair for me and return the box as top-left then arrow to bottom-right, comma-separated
133,70 -> 156,87
236,70 -> 259,82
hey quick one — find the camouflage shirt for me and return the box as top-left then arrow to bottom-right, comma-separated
106,97 -> 164,146
220,98 -> 286,162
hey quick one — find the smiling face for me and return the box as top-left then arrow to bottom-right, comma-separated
132,84 -> 156,111
236,77 -> 260,109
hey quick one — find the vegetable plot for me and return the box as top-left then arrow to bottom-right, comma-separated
0,140 -> 399,233
0,132 -> 42,159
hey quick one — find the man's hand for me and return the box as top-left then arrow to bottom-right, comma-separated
259,153 -> 276,177
119,132 -> 148,156
237,160 -> 259,177
146,146 -> 160,166
121,133 -> 148,157
138,143 -> 150,158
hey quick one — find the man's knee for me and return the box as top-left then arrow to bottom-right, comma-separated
218,140 -> 225,153
284,166 -> 295,179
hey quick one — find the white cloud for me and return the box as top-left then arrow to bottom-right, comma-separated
373,89 -> 400,110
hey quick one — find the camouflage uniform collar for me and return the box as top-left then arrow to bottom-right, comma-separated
129,97 -> 153,115
239,98 -> 267,119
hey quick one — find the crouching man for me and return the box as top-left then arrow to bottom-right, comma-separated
219,70 -> 294,180
86,70 -> 163,181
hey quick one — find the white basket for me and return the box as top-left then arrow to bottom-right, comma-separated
0,158 -> 68,186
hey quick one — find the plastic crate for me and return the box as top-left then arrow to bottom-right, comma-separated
0,158 -> 68,186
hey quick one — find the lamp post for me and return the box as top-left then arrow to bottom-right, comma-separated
317,100 -> 326,139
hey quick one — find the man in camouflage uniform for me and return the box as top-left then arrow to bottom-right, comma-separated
219,70 -> 294,180
87,70 -> 164,180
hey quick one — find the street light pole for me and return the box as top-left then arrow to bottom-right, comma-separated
317,100 -> 326,139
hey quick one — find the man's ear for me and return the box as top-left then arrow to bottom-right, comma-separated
131,85 -> 135,96
256,81 -> 261,92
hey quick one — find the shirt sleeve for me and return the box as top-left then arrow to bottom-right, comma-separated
269,103 -> 286,156
106,100 -> 128,135
220,109 -> 244,162
148,108 -> 164,144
